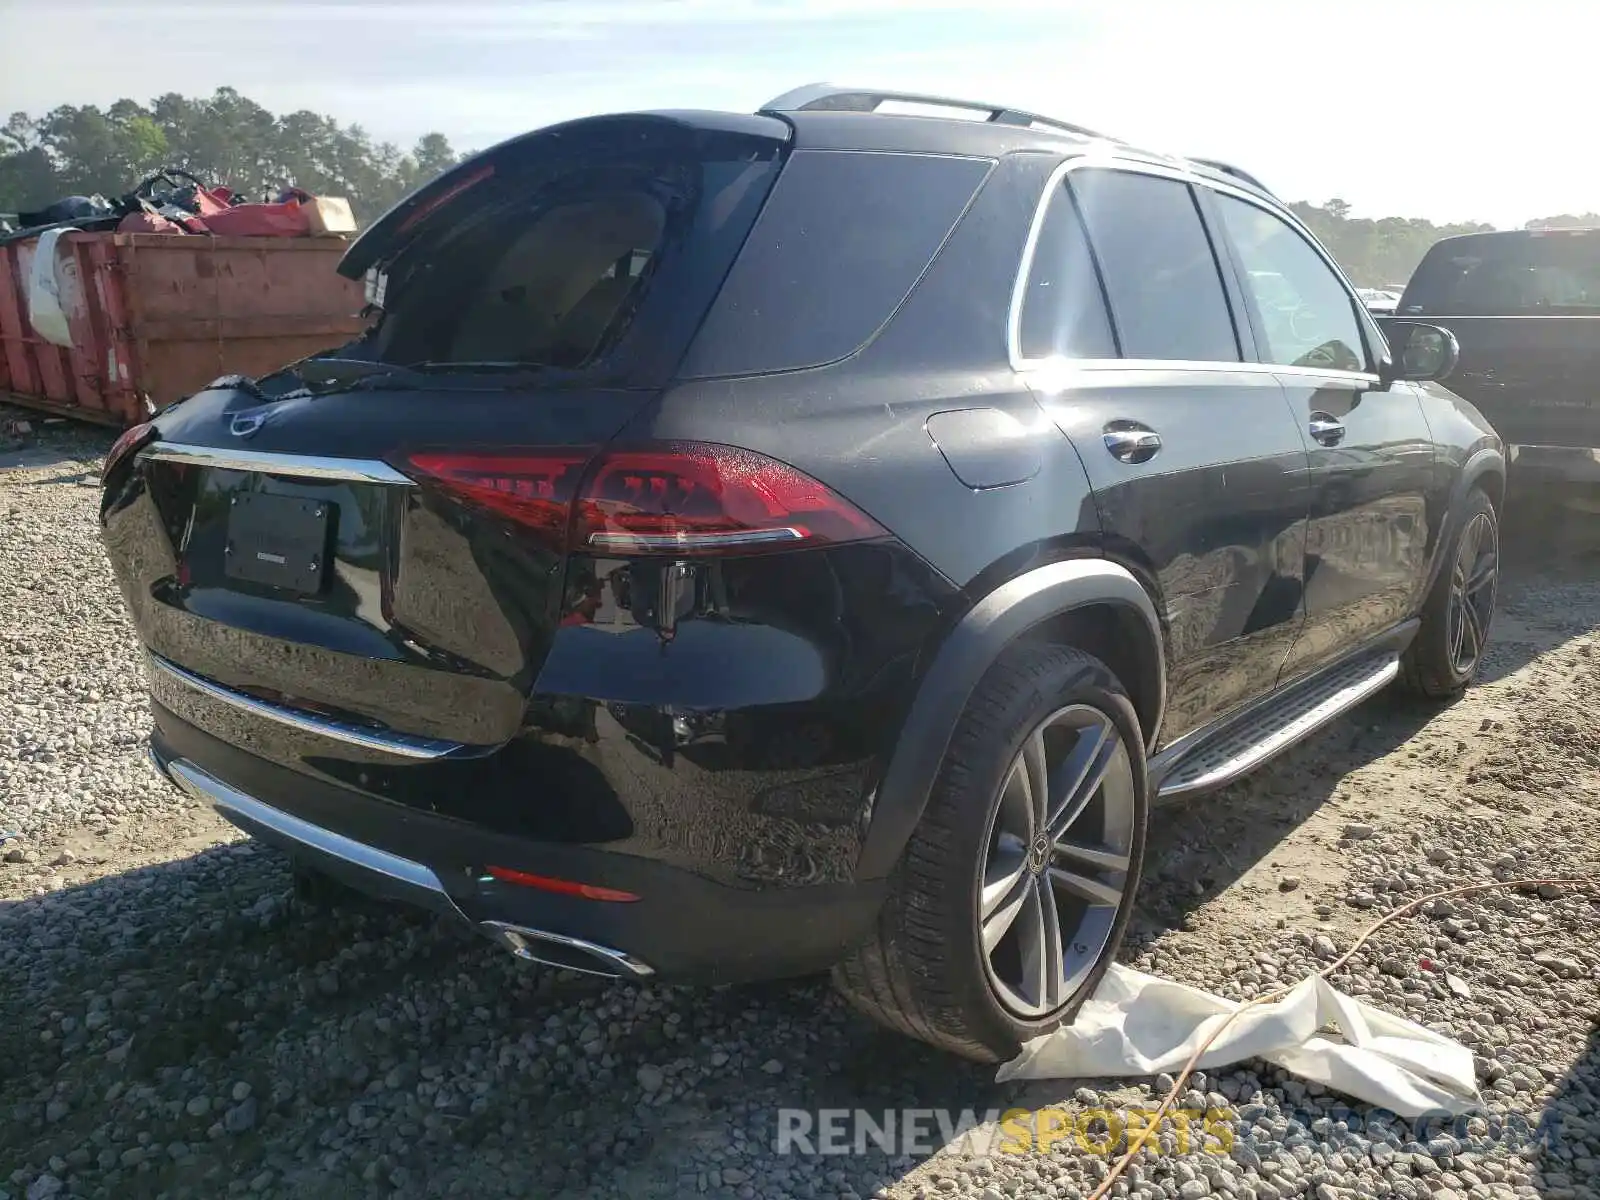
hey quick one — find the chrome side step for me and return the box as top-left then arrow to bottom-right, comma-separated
1154,650 -> 1400,801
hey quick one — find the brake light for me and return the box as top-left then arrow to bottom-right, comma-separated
396,162 -> 495,234
404,451 -> 590,543
404,442 -> 887,557
573,442 -> 886,555
101,421 -> 154,484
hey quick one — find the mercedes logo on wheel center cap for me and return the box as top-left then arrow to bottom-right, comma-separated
1027,835 -> 1051,875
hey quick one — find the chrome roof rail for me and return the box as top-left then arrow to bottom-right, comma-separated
759,83 -> 1109,141
1187,157 -> 1275,197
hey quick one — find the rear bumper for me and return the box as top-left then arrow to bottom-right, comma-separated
1507,444 -> 1600,487
149,707 -> 888,984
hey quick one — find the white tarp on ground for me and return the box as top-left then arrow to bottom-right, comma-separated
25,228 -> 75,349
997,963 -> 1481,1120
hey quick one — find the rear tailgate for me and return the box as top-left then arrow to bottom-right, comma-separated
105,386 -> 656,751
101,112 -> 789,758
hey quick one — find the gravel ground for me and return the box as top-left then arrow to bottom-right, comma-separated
2,408 -> 1597,1200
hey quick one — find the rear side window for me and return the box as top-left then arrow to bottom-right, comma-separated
1015,184 -> 1118,362
1402,232 -> 1600,315
1068,169 -> 1240,363
369,137 -> 782,372
679,150 -> 993,378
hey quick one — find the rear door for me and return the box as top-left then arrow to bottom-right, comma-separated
1207,189 -> 1439,680
102,116 -> 788,758
1398,229 -> 1600,449
1016,164 -> 1312,744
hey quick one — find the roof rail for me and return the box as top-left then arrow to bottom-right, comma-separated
758,83 -> 1109,142
1187,157 -> 1274,197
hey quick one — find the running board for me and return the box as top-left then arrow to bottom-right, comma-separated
1154,651 -> 1401,801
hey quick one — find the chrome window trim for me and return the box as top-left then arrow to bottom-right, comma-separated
1006,153 -> 1381,386
149,654 -> 465,760
137,441 -> 415,485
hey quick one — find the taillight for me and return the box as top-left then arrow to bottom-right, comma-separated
574,442 -> 886,555
101,421 -> 155,484
404,451 -> 590,543
403,442 -> 886,556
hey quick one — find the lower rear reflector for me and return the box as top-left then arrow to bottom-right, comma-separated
483,864 -> 640,903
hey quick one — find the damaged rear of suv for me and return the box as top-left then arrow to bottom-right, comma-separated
103,86 -> 1499,1063
102,103 -> 983,991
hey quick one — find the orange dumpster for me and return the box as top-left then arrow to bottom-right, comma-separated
0,232 -> 366,427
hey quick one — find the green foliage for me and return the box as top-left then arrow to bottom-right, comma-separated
1289,198 -> 1497,289
0,89 -> 463,224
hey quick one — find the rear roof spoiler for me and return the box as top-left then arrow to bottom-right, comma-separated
338,111 -> 790,280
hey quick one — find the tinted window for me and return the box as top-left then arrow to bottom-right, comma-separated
1402,232 -> 1600,315
1214,194 -> 1368,373
368,137 -> 782,372
1016,185 -> 1118,361
680,150 -> 993,378
1069,170 -> 1239,362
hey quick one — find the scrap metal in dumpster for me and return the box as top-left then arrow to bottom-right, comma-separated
0,177 -> 366,427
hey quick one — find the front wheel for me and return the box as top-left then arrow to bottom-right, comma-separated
1398,488 -> 1499,698
833,643 -> 1148,1062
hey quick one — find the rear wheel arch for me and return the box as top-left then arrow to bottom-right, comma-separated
1421,445 -> 1505,600
855,557 -> 1164,880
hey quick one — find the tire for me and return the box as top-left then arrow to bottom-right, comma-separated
832,642 -> 1149,1062
1398,488 -> 1500,699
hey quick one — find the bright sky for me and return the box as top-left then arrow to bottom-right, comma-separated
2,0 -> 1594,228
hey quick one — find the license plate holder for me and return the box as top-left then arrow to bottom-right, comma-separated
223,493 -> 334,595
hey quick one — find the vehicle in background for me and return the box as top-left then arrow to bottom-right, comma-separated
1393,228 -> 1600,497
102,84 -> 1503,1062
1357,287 -> 1400,315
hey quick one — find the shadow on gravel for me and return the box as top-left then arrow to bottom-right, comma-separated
0,841 -> 1007,1200
1532,1022 -> 1600,1195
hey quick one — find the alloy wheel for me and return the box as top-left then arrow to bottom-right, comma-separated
1447,511 -> 1498,676
976,704 -> 1137,1019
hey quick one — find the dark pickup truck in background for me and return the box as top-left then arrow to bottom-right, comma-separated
1390,227 -> 1600,503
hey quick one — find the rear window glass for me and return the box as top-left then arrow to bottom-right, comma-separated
678,150 -> 993,378
1401,232 -> 1600,315
368,141 -> 781,372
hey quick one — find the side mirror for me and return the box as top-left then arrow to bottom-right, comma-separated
1379,321 -> 1459,385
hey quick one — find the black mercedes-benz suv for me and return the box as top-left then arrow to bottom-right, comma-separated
100,85 -> 1504,1062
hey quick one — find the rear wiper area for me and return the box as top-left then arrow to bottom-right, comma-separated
292,358 -> 428,389
263,357 -> 561,399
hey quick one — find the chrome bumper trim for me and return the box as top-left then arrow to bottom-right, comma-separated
148,654 -> 463,760
166,758 -> 451,898
137,441 -> 415,485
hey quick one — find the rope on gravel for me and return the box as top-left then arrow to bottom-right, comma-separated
1084,875 -> 1600,1200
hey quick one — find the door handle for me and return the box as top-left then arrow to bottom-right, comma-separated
1102,422 -> 1162,464
1308,412 -> 1346,446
